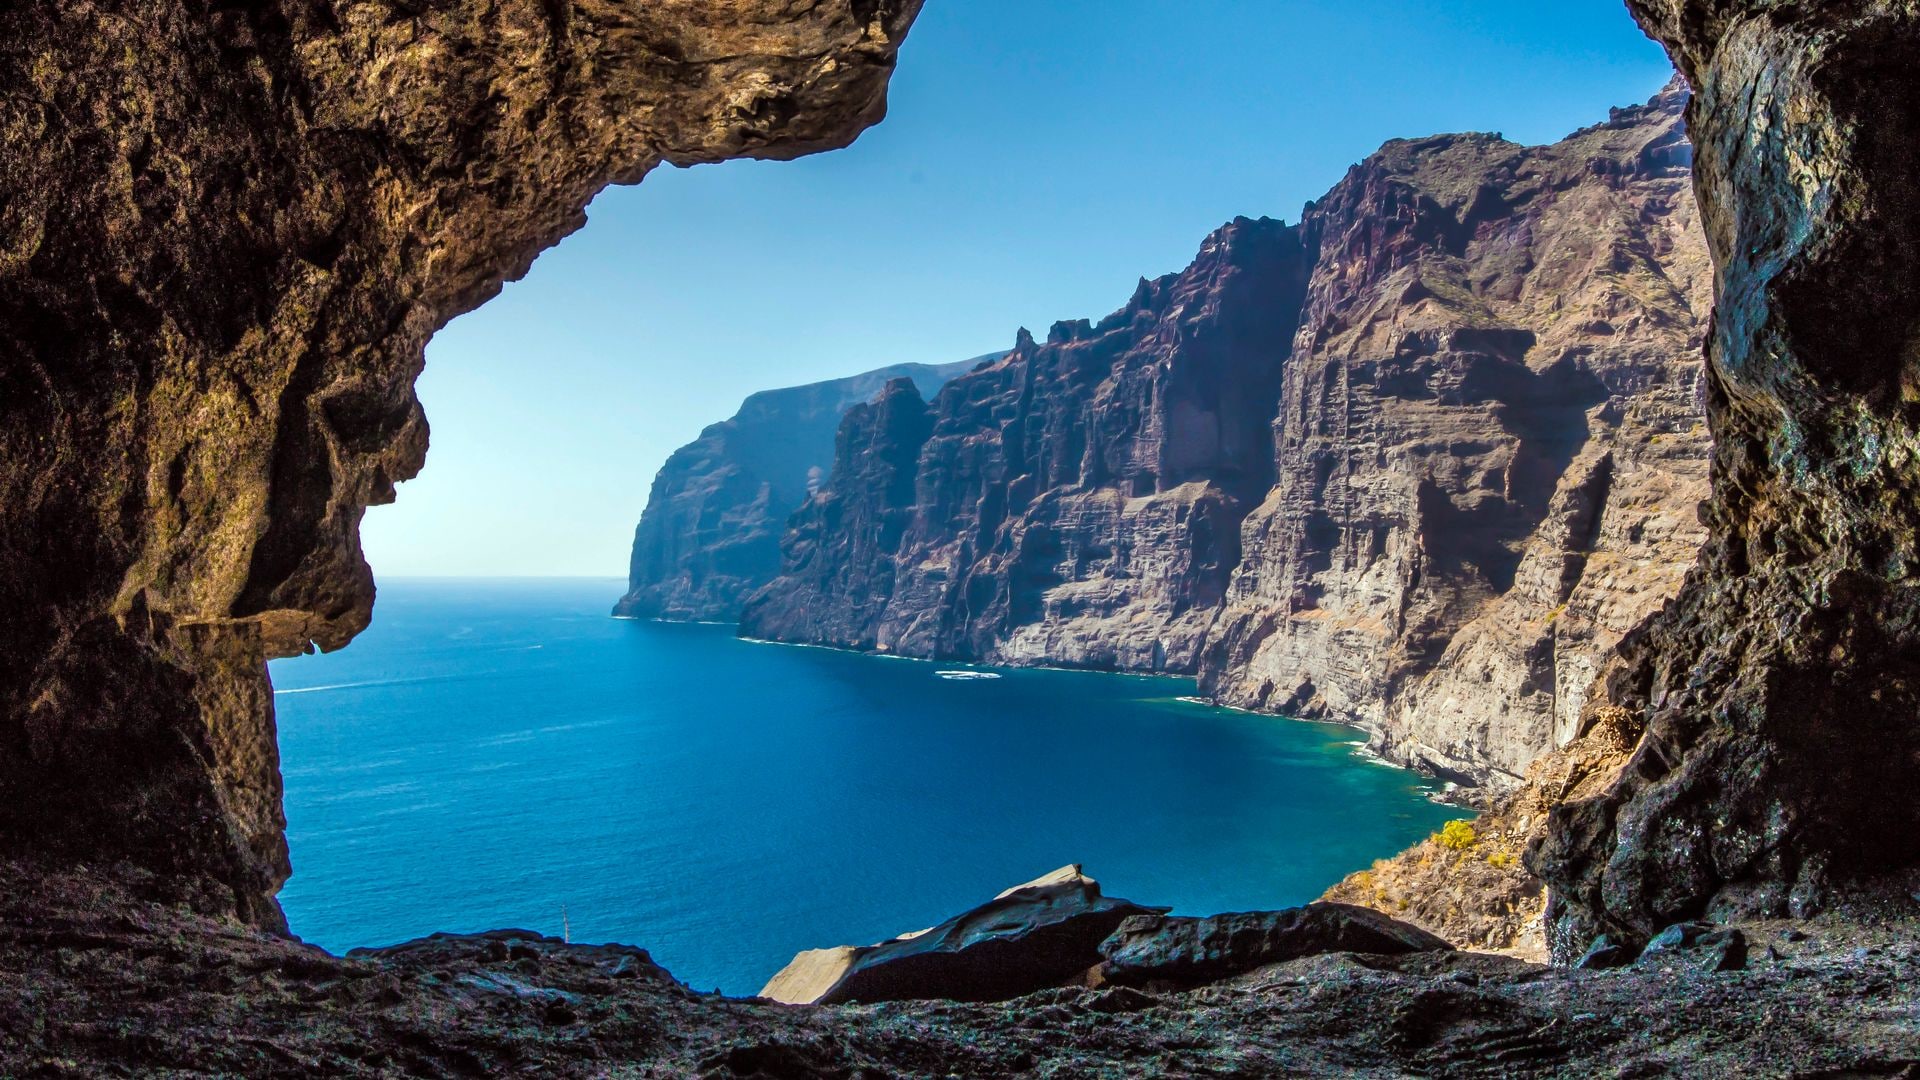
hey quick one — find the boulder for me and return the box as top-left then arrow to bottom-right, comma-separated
758,865 -> 1167,1005
1634,922 -> 1748,973
1575,934 -> 1641,970
1097,903 -> 1453,989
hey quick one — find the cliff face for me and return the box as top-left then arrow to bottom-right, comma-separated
0,0 -> 921,926
747,85 -> 1712,789
1203,82 -> 1712,785
1534,0 -> 1920,952
742,216 -> 1311,671
616,357 -> 985,622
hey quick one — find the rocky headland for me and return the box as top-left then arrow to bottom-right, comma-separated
616,356 -> 989,621
739,79 -> 1713,796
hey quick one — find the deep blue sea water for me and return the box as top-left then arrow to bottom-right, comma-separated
270,577 -> 1462,995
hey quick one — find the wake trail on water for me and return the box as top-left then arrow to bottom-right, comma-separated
273,672 -> 479,696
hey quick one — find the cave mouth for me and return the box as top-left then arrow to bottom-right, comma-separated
250,5 -> 1699,989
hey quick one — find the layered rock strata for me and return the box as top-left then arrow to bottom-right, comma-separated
1202,80 -> 1712,786
744,215 -> 1310,670
1534,0 -> 1920,951
747,83 -> 1712,789
617,356 -> 986,621
0,0 -> 922,926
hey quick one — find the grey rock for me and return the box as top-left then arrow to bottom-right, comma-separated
1098,904 -> 1453,989
1698,930 -> 1748,973
1635,923 -> 1745,973
759,865 -> 1167,1005
1638,922 -> 1711,961
1577,934 -> 1640,970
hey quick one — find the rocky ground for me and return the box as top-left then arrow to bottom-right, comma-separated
3,862 -> 1916,1078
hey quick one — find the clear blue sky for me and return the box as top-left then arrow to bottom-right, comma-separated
363,0 -> 1676,578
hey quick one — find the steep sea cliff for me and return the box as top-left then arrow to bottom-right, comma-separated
617,357 -> 992,621
728,81 -> 1709,791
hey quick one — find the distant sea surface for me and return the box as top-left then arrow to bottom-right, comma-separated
271,578 -> 1460,995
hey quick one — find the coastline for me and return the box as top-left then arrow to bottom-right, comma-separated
648,615 -> 1473,810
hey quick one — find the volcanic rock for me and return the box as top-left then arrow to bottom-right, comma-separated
744,216 -> 1310,672
12,860 -> 1915,1076
758,865 -> 1167,1005
616,357 -> 986,621
745,82 -> 1711,791
1535,0 -> 1920,951
1202,78 -> 1711,787
1097,904 -> 1453,989
0,0 -> 922,925
1576,935 -> 1640,970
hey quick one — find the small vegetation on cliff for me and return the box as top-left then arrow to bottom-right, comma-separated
1436,820 -> 1478,852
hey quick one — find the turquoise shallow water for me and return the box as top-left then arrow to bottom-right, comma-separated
270,577 -> 1462,995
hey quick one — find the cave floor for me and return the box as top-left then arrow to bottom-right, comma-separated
2,863 -> 1916,1078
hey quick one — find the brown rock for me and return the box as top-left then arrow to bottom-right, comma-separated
1535,0 -> 1920,953
743,84 -> 1712,797
617,357 -> 985,622
1321,715 -> 1640,957
743,216 -> 1311,671
1203,79 -> 1711,788
0,0 -> 922,926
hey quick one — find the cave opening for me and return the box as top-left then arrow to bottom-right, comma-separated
252,1 -> 1691,998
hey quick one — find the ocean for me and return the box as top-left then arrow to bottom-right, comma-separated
270,577 -> 1461,995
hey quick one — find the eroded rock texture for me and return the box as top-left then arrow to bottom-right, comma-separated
0,0 -> 921,926
744,216 -> 1310,670
1202,81 -> 1712,786
746,85 -> 1712,789
761,865 -> 1167,1006
7,860 -> 1919,1077
616,356 -> 984,622
1536,1 -> 1920,951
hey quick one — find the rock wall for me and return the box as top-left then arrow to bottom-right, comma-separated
1536,0 -> 1920,951
1203,81 -> 1712,785
617,356 -> 986,622
744,216 -> 1310,671
0,0 -> 922,926
748,84 -> 1712,789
